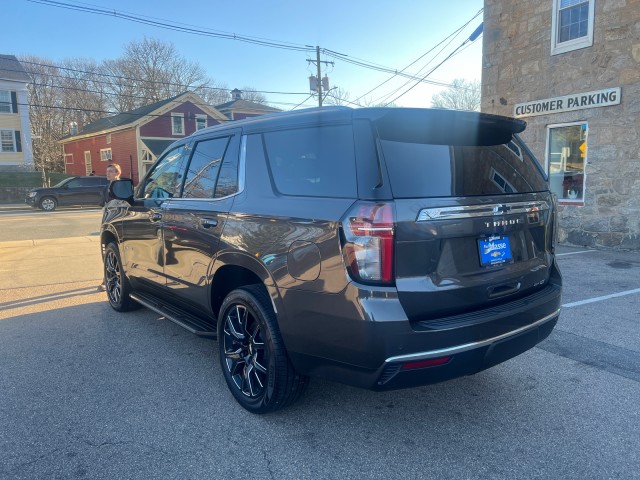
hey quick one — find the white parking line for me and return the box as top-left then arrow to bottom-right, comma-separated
556,250 -> 594,256
562,288 -> 640,308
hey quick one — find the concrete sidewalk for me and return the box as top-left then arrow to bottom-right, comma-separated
0,203 -> 32,212
0,236 -> 102,289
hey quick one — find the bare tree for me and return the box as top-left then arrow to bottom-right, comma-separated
20,56 -> 65,172
325,87 -> 352,106
430,78 -> 481,111
197,81 -> 230,106
237,87 -> 268,104
59,58 -> 107,126
19,38 -> 270,172
101,37 -> 214,111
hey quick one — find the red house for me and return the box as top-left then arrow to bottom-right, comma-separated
60,92 -> 228,184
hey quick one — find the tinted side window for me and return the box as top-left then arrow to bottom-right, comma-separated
141,145 -> 188,199
263,125 -> 357,198
66,179 -> 83,188
182,137 -> 230,199
92,177 -> 109,186
215,139 -> 240,198
81,177 -> 105,187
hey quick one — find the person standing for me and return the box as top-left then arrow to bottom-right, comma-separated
103,163 -> 121,204
98,163 -> 121,291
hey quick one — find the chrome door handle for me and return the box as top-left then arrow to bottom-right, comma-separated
200,218 -> 218,228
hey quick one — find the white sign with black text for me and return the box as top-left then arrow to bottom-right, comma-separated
513,87 -> 621,118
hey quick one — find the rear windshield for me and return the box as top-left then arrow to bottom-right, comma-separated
380,137 -> 548,198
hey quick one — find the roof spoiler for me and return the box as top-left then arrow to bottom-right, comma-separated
366,108 -> 526,146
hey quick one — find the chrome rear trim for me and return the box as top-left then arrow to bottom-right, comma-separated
417,200 -> 549,221
385,309 -> 560,364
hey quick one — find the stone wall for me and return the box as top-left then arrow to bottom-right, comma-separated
482,0 -> 640,250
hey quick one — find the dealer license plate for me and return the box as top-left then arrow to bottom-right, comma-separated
478,236 -> 513,266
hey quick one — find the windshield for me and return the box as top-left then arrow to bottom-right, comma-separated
52,178 -> 73,188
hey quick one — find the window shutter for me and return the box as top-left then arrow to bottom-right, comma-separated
15,131 -> 22,152
11,92 -> 18,113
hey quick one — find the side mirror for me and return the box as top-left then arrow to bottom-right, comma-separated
110,179 -> 134,201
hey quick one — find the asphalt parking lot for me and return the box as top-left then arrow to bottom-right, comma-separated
1,229 -> 639,479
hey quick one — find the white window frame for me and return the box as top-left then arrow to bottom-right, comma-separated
545,121 -> 588,204
106,134 -> 112,144
195,114 -> 207,131
171,113 -> 185,135
100,148 -> 112,162
141,148 -> 153,162
64,154 -> 74,164
551,0 -> 595,56
0,129 -> 16,152
0,90 -> 12,114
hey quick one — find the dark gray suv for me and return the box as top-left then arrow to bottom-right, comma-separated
101,107 -> 562,413
26,176 -> 109,211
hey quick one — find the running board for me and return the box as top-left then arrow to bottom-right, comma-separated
130,292 -> 217,338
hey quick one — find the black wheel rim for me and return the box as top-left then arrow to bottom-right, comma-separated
222,304 -> 268,398
104,250 -> 122,305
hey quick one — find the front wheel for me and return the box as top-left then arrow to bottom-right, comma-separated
104,242 -> 139,312
39,197 -> 57,211
218,285 -> 308,414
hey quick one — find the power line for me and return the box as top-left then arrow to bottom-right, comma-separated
15,59 -> 309,98
364,12 -> 483,107
384,22 -> 484,106
25,0 -> 476,98
26,0 -> 314,53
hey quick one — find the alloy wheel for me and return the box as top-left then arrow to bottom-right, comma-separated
222,304 -> 268,398
40,198 -> 56,211
104,250 -> 122,305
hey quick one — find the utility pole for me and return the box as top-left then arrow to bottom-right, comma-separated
316,46 -> 322,107
307,46 -> 334,107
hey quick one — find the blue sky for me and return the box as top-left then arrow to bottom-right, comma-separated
5,0 -> 484,109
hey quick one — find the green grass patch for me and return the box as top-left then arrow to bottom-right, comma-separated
0,172 -> 71,187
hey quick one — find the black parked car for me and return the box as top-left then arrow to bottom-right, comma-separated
101,107 -> 562,413
26,176 -> 109,211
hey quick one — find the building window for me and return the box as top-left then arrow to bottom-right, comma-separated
0,91 -> 12,114
100,148 -> 112,161
551,0 -> 595,55
106,134 -> 112,144
141,149 -> 153,162
546,122 -> 587,203
84,151 -> 92,172
195,114 -> 207,131
0,130 -> 16,152
64,154 -> 73,164
171,113 -> 185,135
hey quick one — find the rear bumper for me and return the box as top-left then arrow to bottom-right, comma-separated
372,309 -> 558,390
282,264 -> 562,390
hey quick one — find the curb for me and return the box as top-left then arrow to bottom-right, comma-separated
0,236 -> 101,249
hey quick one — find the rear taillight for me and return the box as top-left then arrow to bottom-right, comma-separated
549,193 -> 559,252
341,202 -> 395,285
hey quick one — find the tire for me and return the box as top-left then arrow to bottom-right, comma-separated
104,242 -> 139,312
39,197 -> 57,211
218,285 -> 309,414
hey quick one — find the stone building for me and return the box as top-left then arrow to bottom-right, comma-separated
481,0 -> 640,250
